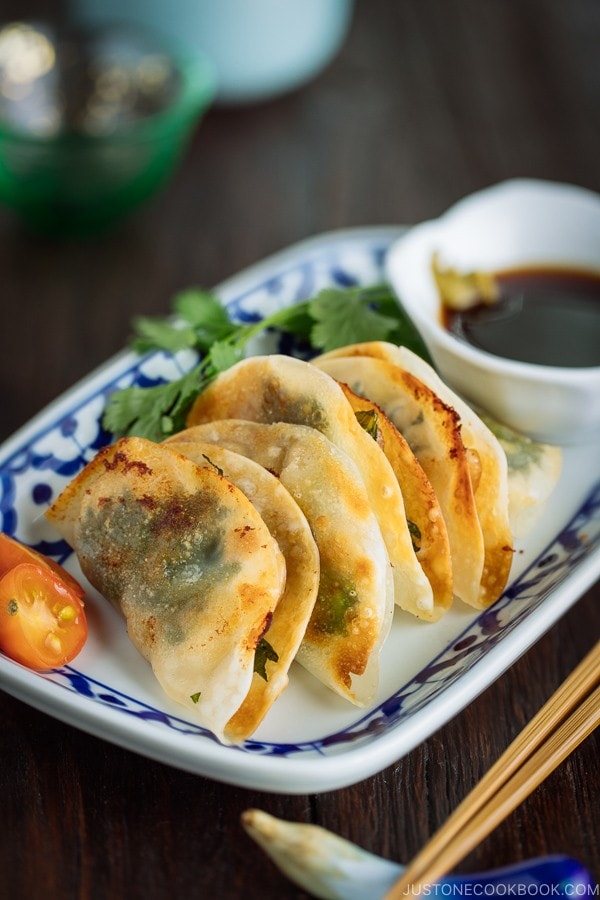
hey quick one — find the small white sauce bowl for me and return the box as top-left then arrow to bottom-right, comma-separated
386,179 -> 600,445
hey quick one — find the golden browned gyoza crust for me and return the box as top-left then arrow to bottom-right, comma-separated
186,354 -> 433,618
393,345 -> 514,605
46,437 -> 286,743
165,440 -> 320,742
313,351 -> 486,609
170,420 -> 394,707
314,341 -> 515,608
336,382 -> 453,620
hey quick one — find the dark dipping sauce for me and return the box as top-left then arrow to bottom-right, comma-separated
441,267 -> 600,368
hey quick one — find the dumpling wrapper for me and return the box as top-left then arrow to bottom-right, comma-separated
313,351 -> 486,608
336,382 -> 453,620
170,420 -> 395,706
166,440 -> 320,741
391,345 -> 514,601
363,344 -> 562,540
316,343 -> 515,605
480,414 -> 562,539
186,354 -> 433,618
316,343 -> 515,603
46,437 -> 286,744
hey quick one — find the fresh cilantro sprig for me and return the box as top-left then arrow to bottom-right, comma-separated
102,283 -> 430,442
130,289 -> 238,355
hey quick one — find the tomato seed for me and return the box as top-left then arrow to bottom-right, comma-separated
58,605 -> 76,622
44,632 -> 62,654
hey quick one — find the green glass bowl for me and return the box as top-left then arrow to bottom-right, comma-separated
0,20 -> 216,236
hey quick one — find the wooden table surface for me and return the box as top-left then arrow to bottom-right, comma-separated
0,1 -> 598,897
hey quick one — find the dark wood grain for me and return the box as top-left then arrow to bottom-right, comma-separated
0,1 -> 598,897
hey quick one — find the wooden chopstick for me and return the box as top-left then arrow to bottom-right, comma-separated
384,641 -> 600,898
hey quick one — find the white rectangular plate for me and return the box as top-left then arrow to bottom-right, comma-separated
0,227 -> 598,794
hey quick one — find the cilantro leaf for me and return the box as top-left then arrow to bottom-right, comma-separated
369,293 -> 432,357
205,338 -> 245,374
173,289 -> 237,350
103,364 -> 207,442
102,281 -> 432,441
307,284 -> 432,359
130,289 -> 237,355
355,409 -> 380,441
130,316 -> 198,354
254,638 -> 279,681
259,303 -> 314,341
407,519 -> 422,554
308,287 -> 401,351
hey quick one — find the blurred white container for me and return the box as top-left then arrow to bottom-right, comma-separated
71,0 -> 355,104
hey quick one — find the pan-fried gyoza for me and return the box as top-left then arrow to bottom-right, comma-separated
314,352 -> 489,607
314,342 -> 515,605
335,383 -> 453,620
45,337 -> 562,745
165,440 -> 320,741
186,354 -> 434,618
46,437 -> 287,743
169,421 -> 394,707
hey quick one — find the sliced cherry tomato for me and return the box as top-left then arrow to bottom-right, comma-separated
0,563 -> 88,670
0,532 -> 85,598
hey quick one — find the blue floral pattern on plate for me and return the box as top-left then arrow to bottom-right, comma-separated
0,227 -> 598,790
